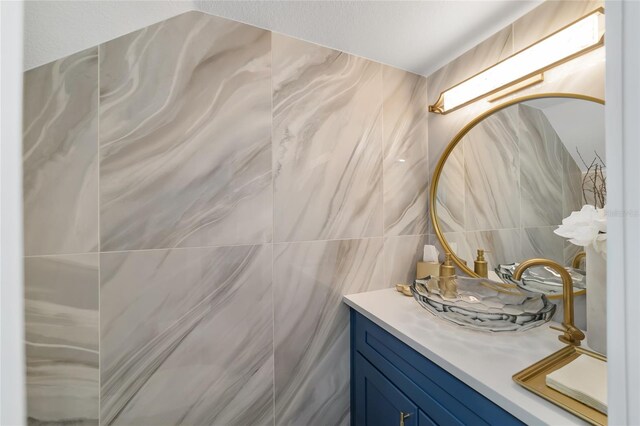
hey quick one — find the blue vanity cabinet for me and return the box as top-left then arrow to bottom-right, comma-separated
350,310 -> 525,426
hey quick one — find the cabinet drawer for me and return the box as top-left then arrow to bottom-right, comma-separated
352,310 -> 524,426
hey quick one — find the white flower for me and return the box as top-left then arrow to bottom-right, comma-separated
554,205 -> 607,254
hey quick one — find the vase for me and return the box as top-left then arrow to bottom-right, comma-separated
585,244 -> 607,355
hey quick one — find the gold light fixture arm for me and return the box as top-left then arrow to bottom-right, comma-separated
513,259 -> 585,346
428,93 -> 445,114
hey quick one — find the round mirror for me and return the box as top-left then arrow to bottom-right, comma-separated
430,94 -> 605,296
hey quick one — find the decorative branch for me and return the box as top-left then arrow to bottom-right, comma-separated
576,148 -> 606,209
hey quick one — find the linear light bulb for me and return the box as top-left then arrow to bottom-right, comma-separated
430,9 -> 604,114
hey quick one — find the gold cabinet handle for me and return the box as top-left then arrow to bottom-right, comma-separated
399,411 -> 411,426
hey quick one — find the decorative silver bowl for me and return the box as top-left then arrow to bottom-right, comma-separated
410,275 -> 556,332
495,263 -> 586,297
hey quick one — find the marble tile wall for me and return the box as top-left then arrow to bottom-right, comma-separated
100,245 -> 274,426
23,47 -> 99,256
99,12 -> 272,251
427,0 -> 605,270
273,239 -> 384,425
23,10 -> 428,426
463,108 -> 520,232
24,255 -> 99,425
519,104 -> 565,228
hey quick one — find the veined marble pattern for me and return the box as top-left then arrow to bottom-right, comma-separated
519,105 -> 564,227
99,12 -> 272,251
273,238 -> 384,425
100,245 -> 273,425
436,143 -> 465,233
382,66 -> 429,236
463,108 -> 520,231
521,227 -> 564,265
25,254 -> 99,425
23,47 -> 99,256
273,34 -> 383,242
562,150 -> 584,219
384,234 -> 430,286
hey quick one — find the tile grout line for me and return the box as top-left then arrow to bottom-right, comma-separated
270,31 -> 277,426
23,233 -> 434,259
97,43 -> 102,426
380,65 -> 387,288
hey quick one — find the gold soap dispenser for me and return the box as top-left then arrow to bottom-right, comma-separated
474,249 -> 488,278
438,253 -> 458,299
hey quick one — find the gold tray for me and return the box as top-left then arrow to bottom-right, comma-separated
513,345 -> 607,425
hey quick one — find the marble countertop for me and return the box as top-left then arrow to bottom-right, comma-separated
344,288 -> 588,425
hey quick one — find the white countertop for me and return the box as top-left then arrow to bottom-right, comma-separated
344,288 -> 588,425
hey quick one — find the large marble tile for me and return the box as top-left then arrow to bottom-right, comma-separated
382,66 -> 429,236
434,142 -> 465,233
521,227 -> 564,265
273,34 -> 383,243
519,104 -> 564,227
562,132 -> 586,218
100,12 -> 272,251
23,48 -> 99,255
100,245 -> 273,425
384,234 -> 430,286
24,254 -> 99,425
273,238 -> 384,425
464,108 -> 520,231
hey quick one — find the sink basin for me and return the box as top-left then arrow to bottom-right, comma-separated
495,263 -> 586,297
411,276 -> 556,332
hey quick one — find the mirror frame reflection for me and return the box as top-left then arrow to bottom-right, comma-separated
429,93 -> 605,282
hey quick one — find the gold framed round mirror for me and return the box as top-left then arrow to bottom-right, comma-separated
430,93 -> 605,292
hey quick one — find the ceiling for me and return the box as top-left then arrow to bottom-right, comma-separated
24,0 -> 542,75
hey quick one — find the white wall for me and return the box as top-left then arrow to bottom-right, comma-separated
605,1 -> 640,423
23,0 -> 541,74
537,99 -> 606,171
24,0 -> 195,71
0,1 -> 26,424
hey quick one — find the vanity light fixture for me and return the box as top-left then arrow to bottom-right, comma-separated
429,8 -> 604,114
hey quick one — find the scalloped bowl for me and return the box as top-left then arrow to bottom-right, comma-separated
411,275 -> 556,332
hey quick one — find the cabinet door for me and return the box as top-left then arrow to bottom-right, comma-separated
418,410 -> 437,426
354,352 -> 417,426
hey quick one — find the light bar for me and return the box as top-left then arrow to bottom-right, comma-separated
429,8 -> 604,114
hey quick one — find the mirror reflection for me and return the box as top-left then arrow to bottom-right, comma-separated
434,96 -> 605,286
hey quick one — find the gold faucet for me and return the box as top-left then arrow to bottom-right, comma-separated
572,251 -> 586,269
513,259 -> 585,346
438,253 -> 458,299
